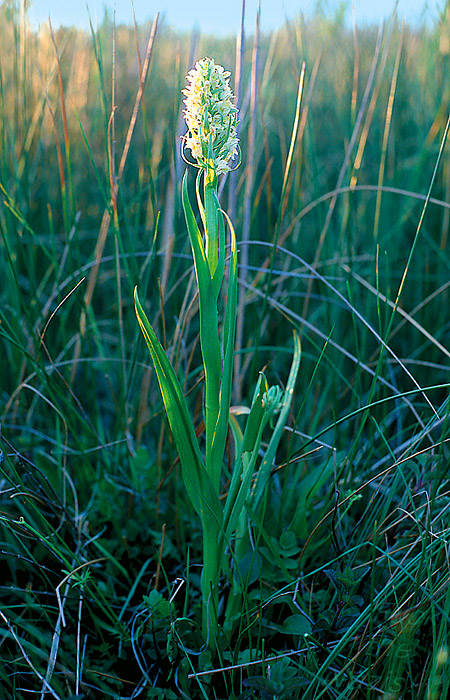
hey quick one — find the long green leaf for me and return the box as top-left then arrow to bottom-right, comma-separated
134,287 -> 222,527
208,210 -> 238,482
252,331 -> 302,510
241,373 -> 268,454
182,171 -> 222,487
204,183 -> 226,299
222,375 -> 267,542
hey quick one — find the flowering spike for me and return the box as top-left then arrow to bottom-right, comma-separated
182,57 -> 239,176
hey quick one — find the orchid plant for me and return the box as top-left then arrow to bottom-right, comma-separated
134,57 -> 301,650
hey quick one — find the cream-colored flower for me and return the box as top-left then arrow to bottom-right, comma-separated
182,57 -> 239,176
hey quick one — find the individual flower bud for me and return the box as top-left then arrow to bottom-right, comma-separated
262,385 -> 284,427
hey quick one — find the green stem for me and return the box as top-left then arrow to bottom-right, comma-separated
201,516 -> 221,645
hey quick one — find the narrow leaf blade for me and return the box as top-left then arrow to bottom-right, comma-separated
134,287 -> 222,525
